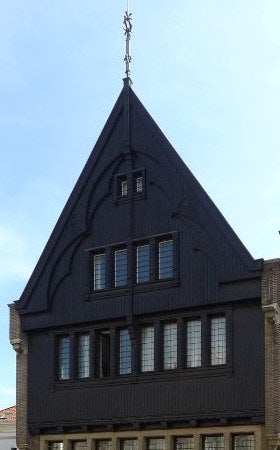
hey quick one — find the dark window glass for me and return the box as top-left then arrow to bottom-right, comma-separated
98,331 -> 110,377
115,248 -> 127,287
163,322 -> 177,370
158,239 -> 173,279
78,334 -> 90,378
117,175 -> 128,197
174,437 -> 194,450
119,329 -> 132,374
135,176 -> 143,193
211,316 -> 226,365
94,253 -> 105,290
58,336 -> 70,380
136,244 -> 149,283
233,434 -> 255,450
141,325 -> 154,372
186,320 -> 201,368
203,436 -> 224,450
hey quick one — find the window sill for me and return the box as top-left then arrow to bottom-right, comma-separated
115,192 -> 146,205
86,278 -> 179,301
53,365 -> 233,390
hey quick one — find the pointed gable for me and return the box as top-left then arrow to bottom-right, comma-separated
16,83 -> 261,330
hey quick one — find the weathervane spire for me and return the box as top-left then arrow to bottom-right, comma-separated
123,0 -> 132,81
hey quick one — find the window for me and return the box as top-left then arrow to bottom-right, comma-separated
98,330 -> 110,377
174,437 -> 194,450
141,325 -> 154,372
47,443 -> 63,450
147,439 -> 165,450
117,176 -> 128,197
186,320 -> 201,367
71,442 -> 87,450
96,441 -> 112,450
120,440 -> 138,450
58,336 -> 70,380
89,232 -> 177,295
203,436 -> 224,450
134,174 -> 143,193
94,253 -> 106,290
136,244 -> 149,283
233,434 -> 255,450
78,334 -> 90,378
119,328 -> 132,374
211,316 -> 226,365
158,239 -> 173,279
163,322 -> 177,370
114,248 -> 127,287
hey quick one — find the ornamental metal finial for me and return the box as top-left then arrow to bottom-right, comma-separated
123,6 -> 132,79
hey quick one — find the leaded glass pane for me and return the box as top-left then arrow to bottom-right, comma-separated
233,434 -> 255,450
94,253 -> 105,290
96,441 -> 112,450
115,249 -> 127,287
72,442 -> 87,450
211,317 -> 226,365
141,325 -> 154,372
203,435 -> 224,450
186,320 -> 201,367
121,439 -> 138,450
58,336 -> 70,380
163,322 -> 177,370
158,240 -> 173,279
48,443 -> 63,450
136,244 -> 149,283
175,437 -> 194,450
147,438 -> 165,450
136,176 -> 143,193
119,328 -> 132,374
78,334 -> 90,378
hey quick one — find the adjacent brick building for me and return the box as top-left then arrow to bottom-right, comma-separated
9,79 -> 280,450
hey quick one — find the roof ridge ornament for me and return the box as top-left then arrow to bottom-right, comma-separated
123,3 -> 132,83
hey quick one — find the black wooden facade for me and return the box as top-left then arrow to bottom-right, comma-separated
14,80 -> 264,435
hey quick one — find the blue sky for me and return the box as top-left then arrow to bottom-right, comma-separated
1,1 -> 280,409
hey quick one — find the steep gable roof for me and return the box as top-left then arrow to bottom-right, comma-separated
15,82 -> 262,320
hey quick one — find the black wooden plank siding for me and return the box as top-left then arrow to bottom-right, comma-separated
14,83 -> 264,432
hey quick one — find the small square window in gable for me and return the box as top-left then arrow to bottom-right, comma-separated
114,169 -> 146,204
133,169 -> 145,197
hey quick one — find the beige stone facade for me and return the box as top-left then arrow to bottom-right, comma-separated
39,425 -> 265,450
261,258 -> 280,449
9,305 -> 39,450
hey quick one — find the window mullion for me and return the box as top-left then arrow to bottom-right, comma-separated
201,314 -> 209,367
177,318 -> 184,370
149,237 -> 156,282
90,330 -> 95,378
110,326 -> 116,377
154,320 -> 161,372
127,242 -> 132,286
70,332 -> 75,380
105,246 -> 112,289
